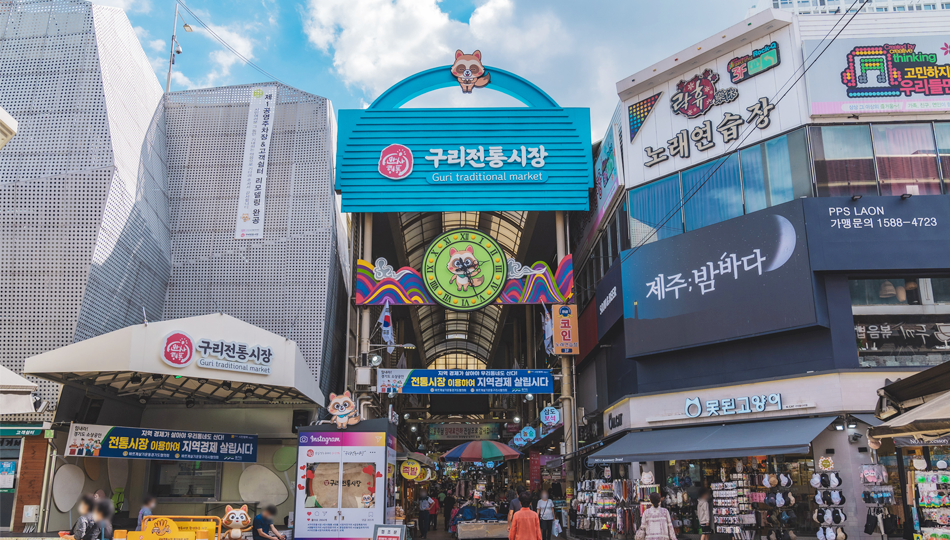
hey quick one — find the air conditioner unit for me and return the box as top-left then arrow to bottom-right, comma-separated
355,366 -> 373,389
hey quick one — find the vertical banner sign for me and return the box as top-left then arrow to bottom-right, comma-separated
529,450 -> 541,487
235,85 -> 278,239
553,305 -> 579,355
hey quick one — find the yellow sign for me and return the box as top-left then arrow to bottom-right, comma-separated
124,517 -> 196,540
127,516 -> 221,540
400,459 -> 421,480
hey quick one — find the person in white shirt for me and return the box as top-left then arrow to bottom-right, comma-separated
536,490 -> 556,540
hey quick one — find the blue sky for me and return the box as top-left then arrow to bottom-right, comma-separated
105,0 -> 754,138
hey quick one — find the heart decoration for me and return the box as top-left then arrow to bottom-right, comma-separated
362,466 -> 375,475
306,470 -> 315,479
376,471 -> 383,477
307,512 -> 311,516
300,465 -> 306,470
368,486 -> 376,494
301,475 -> 306,479
297,484 -> 305,490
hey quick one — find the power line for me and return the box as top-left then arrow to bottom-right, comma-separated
621,0 -> 870,263
175,0 -> 290,87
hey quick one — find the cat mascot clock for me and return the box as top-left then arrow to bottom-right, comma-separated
423,229 -> 508,311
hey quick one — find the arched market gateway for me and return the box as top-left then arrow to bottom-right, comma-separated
297,54 -> 593,539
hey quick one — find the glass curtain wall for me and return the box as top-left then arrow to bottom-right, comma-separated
810,125 -> 878,197
871,123 -> 942,195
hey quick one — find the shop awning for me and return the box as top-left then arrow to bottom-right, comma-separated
853,414 -> 882,427
869,391 -> 950,440
587,417 -> 835,464
0,364 -> 38,415
397,451 -> 437,469
24,314 -> 325,405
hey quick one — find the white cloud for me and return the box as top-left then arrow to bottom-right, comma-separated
92,0 -> 152,14
148,39 -> 166,53
171,71 -> 198,90
192,22 -> 258,87
300,0 -> 749,137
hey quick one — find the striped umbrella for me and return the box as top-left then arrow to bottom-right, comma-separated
443,441 -> 522,462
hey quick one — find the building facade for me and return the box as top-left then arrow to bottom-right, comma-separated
0,0 -> 169,423
571,8 -> 950,540
0,0 -> 347,532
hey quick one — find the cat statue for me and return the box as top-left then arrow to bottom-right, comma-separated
328,391 -> 361,429
222,505 -> 252,540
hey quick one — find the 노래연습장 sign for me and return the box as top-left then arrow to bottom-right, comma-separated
66,423 -> 257,462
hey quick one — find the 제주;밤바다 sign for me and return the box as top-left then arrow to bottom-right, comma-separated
334,53 -> 592,213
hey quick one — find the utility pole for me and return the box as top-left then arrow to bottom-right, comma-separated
554,210 -> 575,488
165,3 -> 179,93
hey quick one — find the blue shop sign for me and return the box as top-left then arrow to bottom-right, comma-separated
66,423 -> 257,463
377,368 -> 553,394
335,64 -> 592,212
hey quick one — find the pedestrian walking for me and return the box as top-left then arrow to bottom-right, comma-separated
429,495 -> 440,530
638,493 -> 677,540
696,488 -> 711,540
508,492 -> 542,540
418,491 -> 434,539
443,492 -> 456,531
536,490 -> 555,540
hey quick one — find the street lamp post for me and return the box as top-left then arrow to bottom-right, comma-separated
165,3 -> 193,93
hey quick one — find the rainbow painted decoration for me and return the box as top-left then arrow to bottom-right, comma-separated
355,255 -> 573,305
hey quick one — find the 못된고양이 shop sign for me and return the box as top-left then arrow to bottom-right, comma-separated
335,51 -> 592,213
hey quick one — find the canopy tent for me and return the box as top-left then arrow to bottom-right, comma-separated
587,417 -> 835,464
24,313 -> 325,405
0,364 -> 38,415
869,391 -> 950,440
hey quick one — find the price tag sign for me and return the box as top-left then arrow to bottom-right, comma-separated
374,524 -> 405,540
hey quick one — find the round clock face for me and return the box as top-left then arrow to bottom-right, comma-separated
423,228 -> 508,312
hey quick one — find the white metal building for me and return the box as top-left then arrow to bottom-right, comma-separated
0,0 -> 169,422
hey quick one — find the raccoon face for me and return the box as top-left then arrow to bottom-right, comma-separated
328,391 -> 356,415
447,246 -> 479,276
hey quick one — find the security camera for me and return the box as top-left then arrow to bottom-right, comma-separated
849,433 -> 863,444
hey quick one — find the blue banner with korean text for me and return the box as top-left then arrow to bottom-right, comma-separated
377,369 -> 553,394
66,423 -> 257,462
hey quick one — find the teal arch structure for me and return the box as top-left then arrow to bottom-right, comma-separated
369,65 -> 560,110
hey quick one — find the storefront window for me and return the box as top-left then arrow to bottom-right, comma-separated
681,154 -> 743,232
850,278 -> 922,306
933,278 -> 950,303
148,460 -> 221,500
871,123 -> 943,196
740,129 -> 813,213
810,125 -> 879,197
628,174 -> 683,246
936,122 -> 950,188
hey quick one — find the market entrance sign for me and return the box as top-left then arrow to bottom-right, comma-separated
377,369 -> 552,394
335,61 -> 592,212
